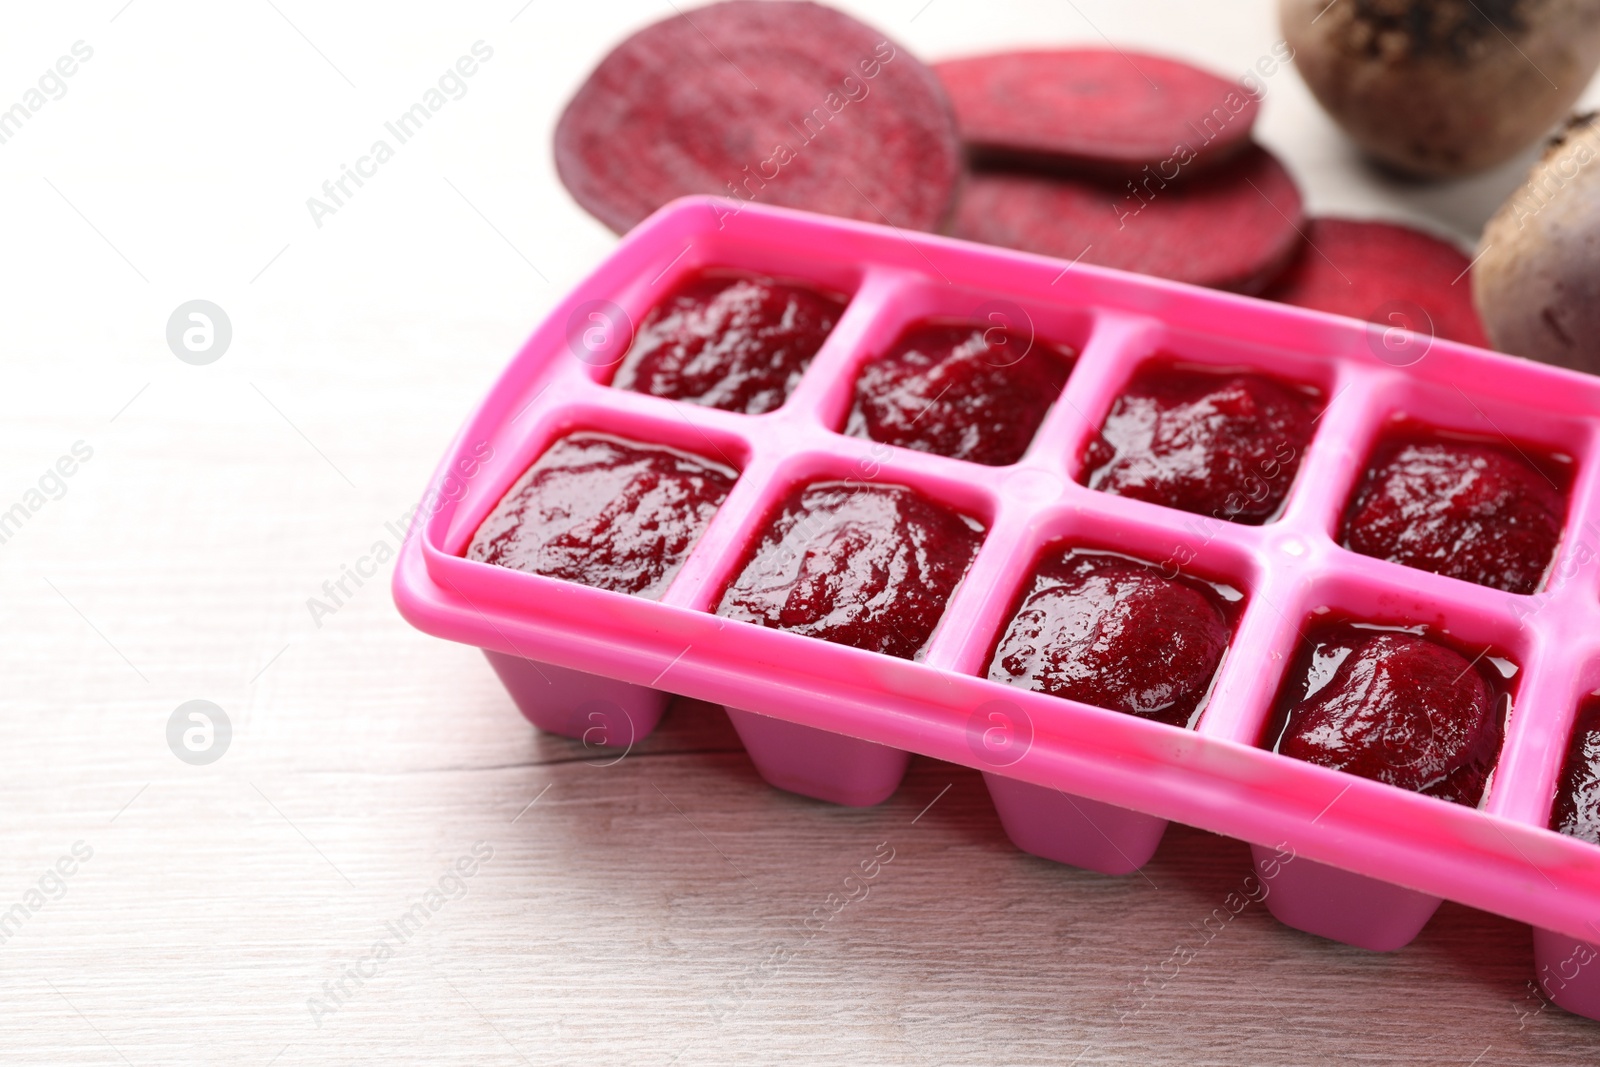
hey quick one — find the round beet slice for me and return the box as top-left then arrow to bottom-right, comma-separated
935,49 -> 1259,175
951,145 -> 1304,293
1260,218 -> 1489,347
554,1 -> 962,234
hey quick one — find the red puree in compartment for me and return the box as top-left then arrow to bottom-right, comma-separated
1341,429 -> 1565,595
467,433 -> 735,600
611,272 -> 846,414
847,322 -> 1074,466
1553,697 -> 1600,846
1267,621 -> 1511,807
987,549 -> 1239,728
1082,362 -> 1320,524
716,481 -> 983,660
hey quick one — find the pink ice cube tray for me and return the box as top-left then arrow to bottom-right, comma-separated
394,196 -> 1600,1020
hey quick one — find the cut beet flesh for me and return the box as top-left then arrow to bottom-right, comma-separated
1261,218 -> 1489,347
1267,622 -> 1510,808
951,145 -> 1304,293
987,548 -> 1239,729
935,48 -> 1259,174
554,0 -> 962,234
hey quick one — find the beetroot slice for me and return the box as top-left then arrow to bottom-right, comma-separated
950,144 -> 1304,293
554,0 -> 962,234
1260,219 -> 1489,347
934,49 -> 1259,175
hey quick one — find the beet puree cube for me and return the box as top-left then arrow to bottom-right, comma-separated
846,321 -> 1074,466
1341,431 -> 1565,595
716,481 -> 983,660
467,433 -> 736,600
1554,698 -> 1600,845
612,273 -> 846,415
1081,362 -> 1320,524
986,549 -> 1238,729
1267,622 -> 1510,808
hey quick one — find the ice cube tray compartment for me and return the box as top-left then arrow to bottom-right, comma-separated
394,196 -> 1600,1020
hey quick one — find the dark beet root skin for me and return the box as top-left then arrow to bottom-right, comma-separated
935,48 -> 1260,176
1261,218 -> 1489,347
554,1 -> 962,234
950,144 -> 1305,293
1341,428 -> 1566,595
1081,362 -> 1322,525
1268,623 -> 1510,807
467,434 -> 737,600
846,322 -> 1075,466
612,272 -> 847,414
987,549 -> 1240,729
715,481 -> 983,661
1553,698 -> 1600,846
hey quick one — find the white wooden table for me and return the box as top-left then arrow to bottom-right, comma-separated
3,1 -> 1598,1062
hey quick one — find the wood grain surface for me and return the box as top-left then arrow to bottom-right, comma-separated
3,1 -> 1599,1063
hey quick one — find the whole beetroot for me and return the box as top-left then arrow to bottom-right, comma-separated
1281,0 -> 1600,178
1473,113 -> 1600,372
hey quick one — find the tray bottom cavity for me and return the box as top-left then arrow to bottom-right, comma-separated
1533,929 -> 1600,1023
484,650 -> 666,747
1252,845 -> 1441,951
723,708 -> 909,806
984,774 -> 1167,875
